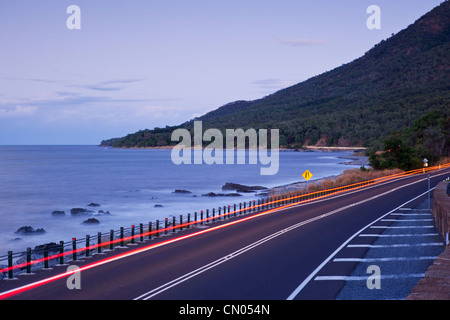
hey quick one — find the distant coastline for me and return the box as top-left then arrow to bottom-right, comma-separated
102,145 -> 367,152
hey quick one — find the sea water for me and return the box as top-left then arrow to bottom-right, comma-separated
0,145 -> 360,255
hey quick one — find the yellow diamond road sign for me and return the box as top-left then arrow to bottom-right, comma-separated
302,170 -> 313,181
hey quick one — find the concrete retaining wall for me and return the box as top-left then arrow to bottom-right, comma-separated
432,181 -> 450,243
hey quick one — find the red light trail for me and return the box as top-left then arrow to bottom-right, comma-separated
1,163 -> 448,299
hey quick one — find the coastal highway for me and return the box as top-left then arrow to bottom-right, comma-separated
1,167 -> 449,300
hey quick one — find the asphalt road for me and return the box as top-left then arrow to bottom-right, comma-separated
1,168 -> 449,301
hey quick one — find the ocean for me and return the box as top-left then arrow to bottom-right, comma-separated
0,145 -> 360,255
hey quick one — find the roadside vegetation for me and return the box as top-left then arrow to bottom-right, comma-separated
272,167 -> 403,198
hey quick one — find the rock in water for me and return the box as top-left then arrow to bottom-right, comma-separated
87,203 -> 101,207
202,192 -> 242,197
82,218 -> 100,225
221,182 -> 267,193
173,189 -> 192,194
70,208 -> 94,216
15,226 -> 46,235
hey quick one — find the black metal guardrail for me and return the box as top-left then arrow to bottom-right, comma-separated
0,184 -> 368,280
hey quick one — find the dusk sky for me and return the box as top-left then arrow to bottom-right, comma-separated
0,0 -> 444,145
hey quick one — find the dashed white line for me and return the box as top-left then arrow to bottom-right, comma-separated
347,243 -> 443,248
333,256 -> 437,262
314,274 -> 425,281
380,219 -> 433,222
390,213 -> 431,216
359,233 -> 439,237
370,225 -> 435,229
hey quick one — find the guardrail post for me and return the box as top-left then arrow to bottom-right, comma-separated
148,222 -> 152,239
110,229 -> 114,250
234,204 -> 236,217
156,220 -> 160,237
131,225 -> 135,244
85,235 -> 90,257
59,241 -> 64,265
96,232 -> 101,254
218,207 -> 221,220
172,217 -> 176,232
72,238 -> 77,261
194,212 -> 198,225
212,209 -> 215,222
200,211 -> 203,225
165,218 -> 168,235
140,223 -> 144,242
187,214 -> 191,228
179,215 -> 183,230
120,227 -> 124,247
27,247 -> 32,273
44,245 -> 49,268
206,209 -> 209,223
8,251 -> 13,279
224,206 -> 226,219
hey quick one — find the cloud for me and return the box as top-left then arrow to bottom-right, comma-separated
100,79 -> 146,85
251,78 -> 298,91
68,78 -> 145,91
72,84 -> 126,92
0,105 -> 38,117
278,38 -> 327,46
4,76 -> 146,92
67,78 -> 146,92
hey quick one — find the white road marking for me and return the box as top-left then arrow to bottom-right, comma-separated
347,243 -> 443,248
358,233 -> 439,237
286,182 -> 441,300
380,219 -> 433,222
333,256 -> 437,262
314,274 -> 425,281
370,225 -> 435,229
390,213 -> 431,216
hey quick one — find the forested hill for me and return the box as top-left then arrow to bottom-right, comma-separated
101,1 -> 450,150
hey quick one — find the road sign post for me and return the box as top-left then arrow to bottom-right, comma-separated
302,170 -> 313,193
423,158 -> 428,173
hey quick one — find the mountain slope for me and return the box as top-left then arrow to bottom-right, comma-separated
101,1 -> 450,150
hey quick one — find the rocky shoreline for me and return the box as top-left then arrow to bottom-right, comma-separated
268,155 -> 369,196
